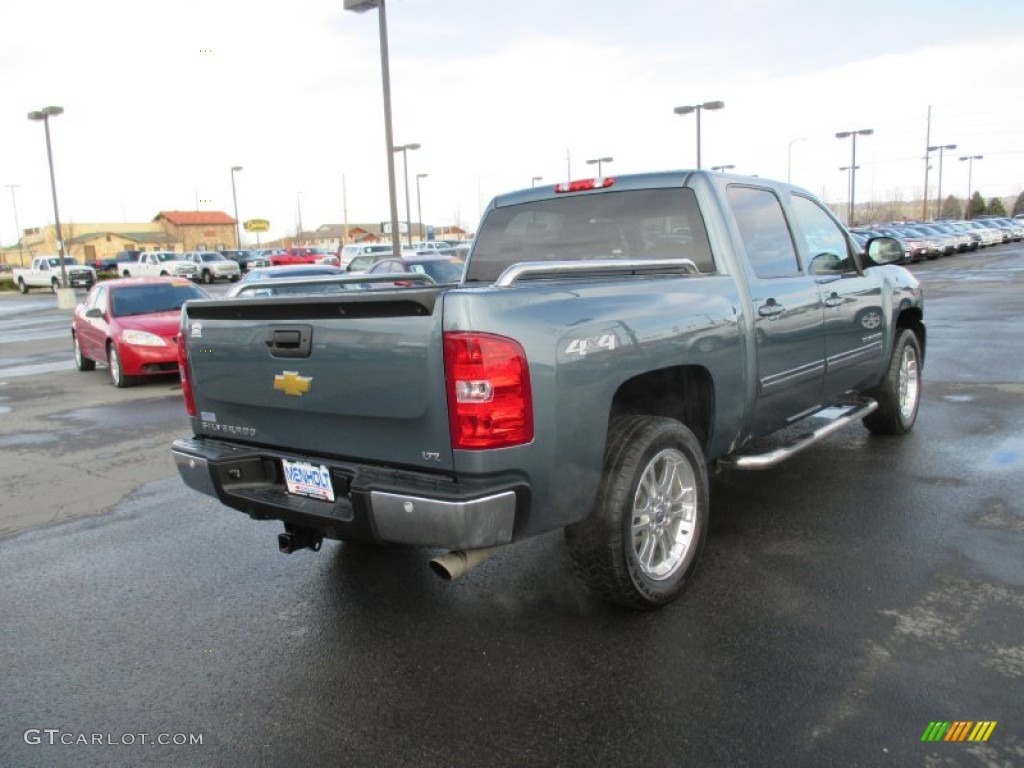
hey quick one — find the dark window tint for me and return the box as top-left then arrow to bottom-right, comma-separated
110,283 -> 207,317
467,188 -> 715,282
727,186 -> 801,279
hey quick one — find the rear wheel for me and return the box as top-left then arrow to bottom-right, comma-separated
17,278 -> 28,294
202,270 -> 213,284
107,343 -> 136,388
51,279 -> 60,293
73,333 -> 95,371
864,328 -> 922,435
566,416 -> 708,609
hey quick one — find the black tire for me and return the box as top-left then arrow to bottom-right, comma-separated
201,270 -> 213,284
51,279 -> 60,293
73,333 -> 95,372
17,278 -> 28,294
566,416 -> 709,610
107,343 -> 136,388
863,328 -> 922,435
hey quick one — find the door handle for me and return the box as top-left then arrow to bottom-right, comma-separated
266,325 -> 313,358
824,293 -> 843,308
758,300 -> 784,318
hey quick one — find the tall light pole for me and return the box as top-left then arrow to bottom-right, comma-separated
711,164 -> 735,172
4,184 -> 24,264
928,143 -> 957,221
230,165 -> 243,248
840,165 -> 860,222
27,105 -> 72,304
835,128 -> 873,226
345,0 -> 402,256
586,156 -> 613,176
415,172 -> 428,242
787,137 -> 806,183
673,100 -> 724,170
296,191 -> 303,245
393,142 -> 420,247
959,154 -> 983,219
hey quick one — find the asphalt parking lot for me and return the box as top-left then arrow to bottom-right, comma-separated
0,250 -> 1021,767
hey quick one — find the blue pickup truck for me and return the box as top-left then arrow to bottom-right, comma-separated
172,170 -> 923,609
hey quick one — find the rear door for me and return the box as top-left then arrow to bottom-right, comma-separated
727,185 -> 826,436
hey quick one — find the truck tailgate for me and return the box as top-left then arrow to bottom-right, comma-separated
182,289 -> 454,471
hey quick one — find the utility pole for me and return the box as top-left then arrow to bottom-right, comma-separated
922,106 -> 932,220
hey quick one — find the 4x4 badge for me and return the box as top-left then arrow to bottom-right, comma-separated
274,371 -> 312,397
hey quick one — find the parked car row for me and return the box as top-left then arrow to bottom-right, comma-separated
851,217 -> 1020,263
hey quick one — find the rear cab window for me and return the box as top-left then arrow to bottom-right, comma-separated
466,188 -> 715,283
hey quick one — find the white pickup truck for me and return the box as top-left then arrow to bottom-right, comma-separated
14,256 -> 97,293
122,251 -> 199,280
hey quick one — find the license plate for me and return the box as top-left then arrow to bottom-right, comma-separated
282,459 -> 335,502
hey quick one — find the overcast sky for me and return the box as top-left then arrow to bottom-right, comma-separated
3,0 -> 1023,244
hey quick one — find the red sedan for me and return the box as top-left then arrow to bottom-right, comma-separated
72,277 -> 209,388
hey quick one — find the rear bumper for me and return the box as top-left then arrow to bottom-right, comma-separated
171,437 -> 523,549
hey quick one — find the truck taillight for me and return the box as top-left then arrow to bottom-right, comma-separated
177,331 -> 196,417
444,332 -> 533,450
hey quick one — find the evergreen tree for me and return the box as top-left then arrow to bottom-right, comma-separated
1011,191 -> 1024,216
940,195 -> 962,220
969,191 -> 987,219
988,197 -> 1007,216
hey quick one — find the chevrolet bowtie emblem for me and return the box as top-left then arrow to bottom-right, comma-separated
274,371 -> 312,397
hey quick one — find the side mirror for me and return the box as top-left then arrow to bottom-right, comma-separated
85,308 -> 103,318
863,236 -> 904,267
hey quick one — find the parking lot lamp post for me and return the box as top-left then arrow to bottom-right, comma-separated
711,164 -> 735,172
835,128 -> 873,226
586,156 -> 613,177
928,144 -> 956,221
959,154 -> 983,219
673,100 -> 724,170
296,191 -> 303,246
27,106 -> 74,306
415,173 -> 427,242
531,176 -> 543,188
230,166 -> 243,247
4,184 -> 24,265
787,137 -> 806,183
345,0 -> 402,256
393,143 -> 420,247
840,165 -> 860,222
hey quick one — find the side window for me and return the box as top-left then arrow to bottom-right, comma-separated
727,186 -> 801,279
790,195 -> 853,274
88,285 -> 107,312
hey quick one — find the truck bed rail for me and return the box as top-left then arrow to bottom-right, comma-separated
493,258 -> 700,287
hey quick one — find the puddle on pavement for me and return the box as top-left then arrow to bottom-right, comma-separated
983,437 -> 1024,472
59,398 -> 183,429
0,432 -> 60,447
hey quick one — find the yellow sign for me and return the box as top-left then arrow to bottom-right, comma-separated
244,219 -> 270,233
